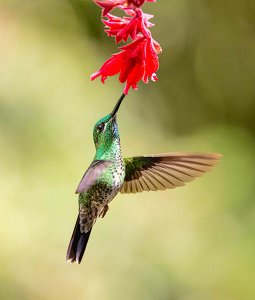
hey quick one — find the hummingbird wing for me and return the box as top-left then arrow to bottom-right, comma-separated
75,160 -> 113,194
121,153 -> 222,194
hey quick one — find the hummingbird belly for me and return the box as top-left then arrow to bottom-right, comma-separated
78,161 -> 125,233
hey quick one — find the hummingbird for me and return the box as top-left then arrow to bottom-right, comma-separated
66,94 -> 222,264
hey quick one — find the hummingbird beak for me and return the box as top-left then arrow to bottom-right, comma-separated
110,93 -> 125,119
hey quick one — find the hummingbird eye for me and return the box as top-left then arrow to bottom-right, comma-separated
97,123 -> 105,133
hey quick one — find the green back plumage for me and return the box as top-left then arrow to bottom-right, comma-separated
124,157 -> 150,180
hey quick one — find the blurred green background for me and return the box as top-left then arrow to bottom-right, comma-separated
0,0 -> 255,299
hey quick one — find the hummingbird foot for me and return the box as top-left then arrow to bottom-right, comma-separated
99,205 -> 109,218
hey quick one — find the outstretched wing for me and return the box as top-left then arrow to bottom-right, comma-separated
75,160 -> 113,194
121,153 -> 222,194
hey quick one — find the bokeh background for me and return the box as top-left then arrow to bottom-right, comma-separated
0,0 -> 255,299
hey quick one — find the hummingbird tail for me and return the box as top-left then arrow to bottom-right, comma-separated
66,216 -> 92,264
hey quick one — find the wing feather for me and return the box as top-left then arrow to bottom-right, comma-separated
141,170 -> 158,191
75,160 -> 113,194
139,176 -> 150,192
145,169 -> 166,190
135,179 -> 143,193
131,179 -> 137,193
150,167 -> 177,188
151,167 -> 183,189
121,153 -> 222,194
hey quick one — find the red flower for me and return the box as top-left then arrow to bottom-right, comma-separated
95,0 -> 125,16
103,12 -> 153,43
92,0 -> 160,94
91,37 -> 161,94
94,0 -> 156,16
127,0 -> 156,8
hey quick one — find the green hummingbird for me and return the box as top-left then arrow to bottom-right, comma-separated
66,94 -> 221,264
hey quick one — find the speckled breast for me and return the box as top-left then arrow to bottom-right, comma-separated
89,159 -> 125,206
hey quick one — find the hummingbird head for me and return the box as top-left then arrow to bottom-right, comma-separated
93,94 -> 125,150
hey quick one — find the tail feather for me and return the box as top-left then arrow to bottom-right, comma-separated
66,216 -> 92,264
